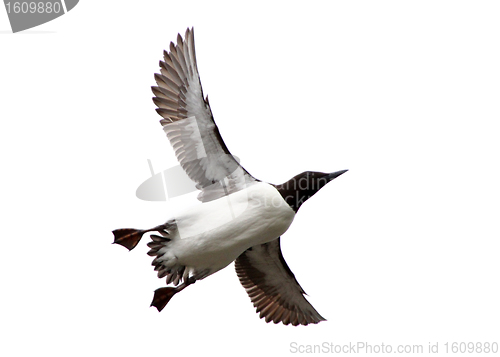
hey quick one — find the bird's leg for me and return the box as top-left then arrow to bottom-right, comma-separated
112,223 -> 170,251
150,276 -> 197,312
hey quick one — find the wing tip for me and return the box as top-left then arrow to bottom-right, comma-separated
261,310 -> 326,326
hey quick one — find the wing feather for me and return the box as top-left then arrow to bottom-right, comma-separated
235,238 -> 326,326
153,28 -> 257,202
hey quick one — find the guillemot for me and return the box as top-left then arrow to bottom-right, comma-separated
113,28 -> 347,326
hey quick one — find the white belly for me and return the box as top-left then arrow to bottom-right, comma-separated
165,182 -> 295,274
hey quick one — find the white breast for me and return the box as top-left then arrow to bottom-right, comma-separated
167,182 -> 295,273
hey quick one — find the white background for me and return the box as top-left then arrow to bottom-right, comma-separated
1,1 -> 499,356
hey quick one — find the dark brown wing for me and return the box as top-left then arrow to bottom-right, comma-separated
235,238 -> 326,326
152,28 -> 257,202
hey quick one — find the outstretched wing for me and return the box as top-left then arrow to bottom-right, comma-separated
235,238 -> 326,326
152,28 -> 257,202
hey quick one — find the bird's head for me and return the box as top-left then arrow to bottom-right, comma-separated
274,170 -> 348,212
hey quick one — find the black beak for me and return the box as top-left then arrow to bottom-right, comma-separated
327,169 -> 348,181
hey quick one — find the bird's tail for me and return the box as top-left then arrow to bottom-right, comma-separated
147,232 -> 187,285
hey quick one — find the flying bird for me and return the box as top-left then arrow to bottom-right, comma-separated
113,28 -> 347,326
